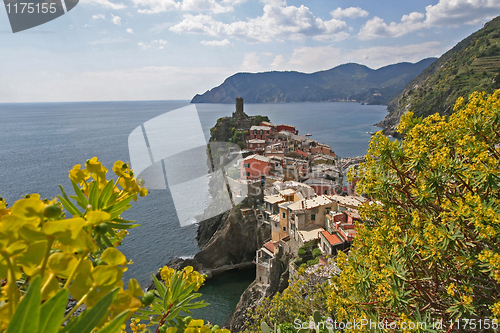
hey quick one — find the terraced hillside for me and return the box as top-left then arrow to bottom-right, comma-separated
378,16 -> 500,136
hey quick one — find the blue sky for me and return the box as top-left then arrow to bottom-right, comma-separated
1,0 -> 500,102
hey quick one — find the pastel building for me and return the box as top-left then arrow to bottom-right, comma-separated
246,139 -> 266,152
250,125 -> 273,141
287,195 -> 333,247
240,154 -> 271,180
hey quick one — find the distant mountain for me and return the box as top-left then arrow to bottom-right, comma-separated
378,15 -> 500,136
191,58 -> 436,105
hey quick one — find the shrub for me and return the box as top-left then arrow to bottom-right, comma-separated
312,248 -> 322,258
329,90 -> 500,328
0,158 -> 229,333
306,258 -> 319,266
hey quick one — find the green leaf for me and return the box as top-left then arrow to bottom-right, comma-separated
261,322 -> 271,333
98,180 -> 114,210
58,185 -> 83,217
176,283 -> 199,305
152,274 -> 167,299
60,288 -> 120,333
164,307 -> 181,322
38,289 -> 69,333
6,276 -> 41,333
71,180 -> 89,208
96,310 -> 129,333
100,234 -> 115,248
89,181 -> 99,211
108,196 -> 133,219
312,311 -> 321,324
105,192 -> 119,208
106,221 -> 140,229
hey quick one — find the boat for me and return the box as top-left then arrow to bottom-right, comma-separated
305,133 -> 312,136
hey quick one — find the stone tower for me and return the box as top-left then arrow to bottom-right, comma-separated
233,97 -> 248,119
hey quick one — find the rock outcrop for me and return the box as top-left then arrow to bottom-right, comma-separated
166,203 -> 270,278
228,248 -> 290,332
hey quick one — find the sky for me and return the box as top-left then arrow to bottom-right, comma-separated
1,0 -> 500,102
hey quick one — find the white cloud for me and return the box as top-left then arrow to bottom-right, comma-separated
131,0 -> 235,14
286,41 -> 445,72
179,0 -> 233,13
358,0 -> 500,40
222,0 -> 248,4
92,14 -> 105,19
242,52 -> 262,71
88,37 -> 129,45
358,13 -> 425,40
200,39 -> 232,46
126,28 -> 134,33
424,0 -> 500,26
153,39 -> 168,44
81,0 -> 126,9
260,0 -> 285,5
152,39 -> 168,49
138,40 -> 169,50
170,4 -> 349,43
271,54 -> 285,67
331,7 -> 368,19
261,52 -> 273,57
111,14 -> 122,24
138,42 -> 151,49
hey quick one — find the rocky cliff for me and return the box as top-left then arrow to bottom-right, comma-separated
228,248 -> 290,332
167,199 -> 269,276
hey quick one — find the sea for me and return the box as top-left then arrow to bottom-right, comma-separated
0,100 -> 388,325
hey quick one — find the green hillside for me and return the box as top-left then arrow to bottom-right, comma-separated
191,59 -> 436,104
379,16 -> 500,135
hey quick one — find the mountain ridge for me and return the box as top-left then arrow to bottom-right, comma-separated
191,58 -> 436,105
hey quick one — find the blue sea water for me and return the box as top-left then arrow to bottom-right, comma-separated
0,100 -> 387,325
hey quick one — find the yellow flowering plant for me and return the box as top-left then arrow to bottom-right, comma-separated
0,158 -> 229,333
327,90 -> 500,331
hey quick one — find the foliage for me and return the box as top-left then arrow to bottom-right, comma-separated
328,90 -> 500,331
387,16 -> 500,119
0,158 -> 229,333
245,267 -> 331,333
311,249 -> 322,259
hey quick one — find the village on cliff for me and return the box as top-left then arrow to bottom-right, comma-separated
211,98 -> 369,290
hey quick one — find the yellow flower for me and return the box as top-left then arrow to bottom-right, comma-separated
69,164 -> 90,185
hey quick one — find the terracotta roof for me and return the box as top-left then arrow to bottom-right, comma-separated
264,240 -> 275,253
321,230 -> 344,246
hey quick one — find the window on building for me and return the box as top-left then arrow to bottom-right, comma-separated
245,172 -> 250,176
282,226 -> 287,232
243,163 -> 250,168
282,212 -> 286,218
324,189 -> 328,195
311,214 -> 316,221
